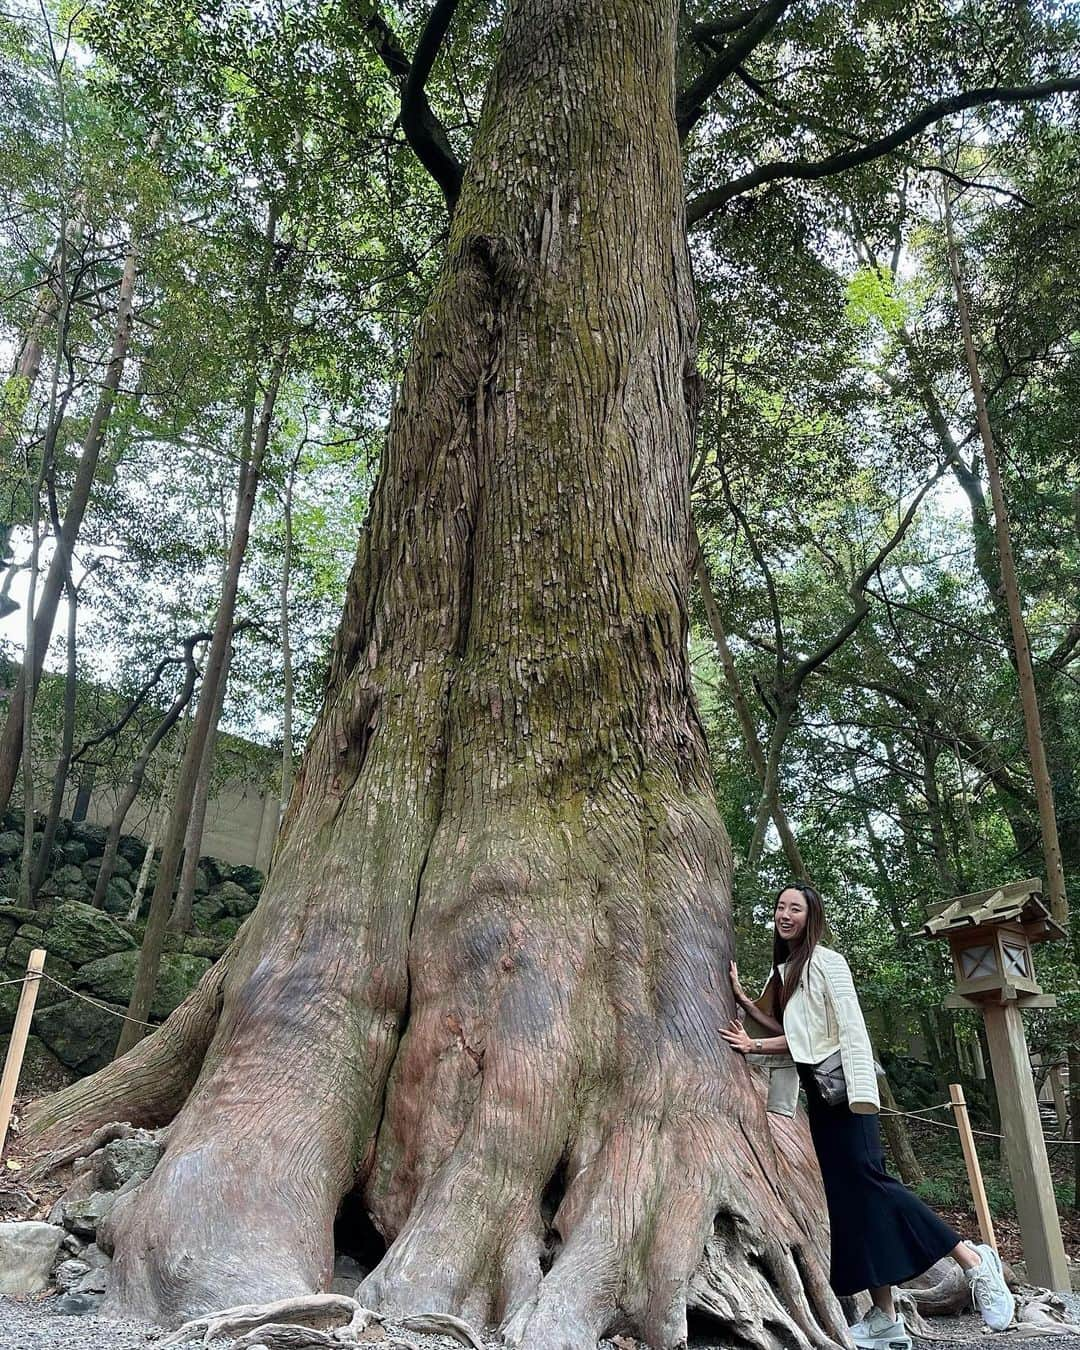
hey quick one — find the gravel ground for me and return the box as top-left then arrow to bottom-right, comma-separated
1,1294 -> 1078,1350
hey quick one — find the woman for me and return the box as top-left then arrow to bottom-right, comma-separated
720,882 -> 1015,1349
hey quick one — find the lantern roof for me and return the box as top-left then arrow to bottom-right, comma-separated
920,876 -> 1065,943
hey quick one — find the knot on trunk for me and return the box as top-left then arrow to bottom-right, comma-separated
464,233 -> 523,302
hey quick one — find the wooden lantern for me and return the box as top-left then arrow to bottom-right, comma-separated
920,876 -> 1069,1291
920,876 -> 1064,1009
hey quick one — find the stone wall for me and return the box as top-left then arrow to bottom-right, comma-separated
0,810 -> 263,1083
68,774 -> 282,874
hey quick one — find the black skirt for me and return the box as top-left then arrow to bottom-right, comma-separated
797,1063 -> 962,1296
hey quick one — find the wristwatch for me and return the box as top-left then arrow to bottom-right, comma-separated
754,1038 -> 763,1052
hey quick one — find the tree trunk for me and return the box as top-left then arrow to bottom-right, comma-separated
918,731 -> 957,897
1068,1040 -> 1079,1210
693,541 -> 806,878
30,576 -> 79,899
116,325 -> 288,1052
878,1076 -> 926,1189
746,701 -> 795,871
0,243 -> 139,817
0,216 -> 84,568
168,640 -> 233,931
91,638 -> 201,908
127,727 -> 189,924
26,9 -> 843,1348
943,194 -> 1068,924
279,461 -> 297,817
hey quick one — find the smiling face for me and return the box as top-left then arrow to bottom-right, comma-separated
774,887 -> 809,944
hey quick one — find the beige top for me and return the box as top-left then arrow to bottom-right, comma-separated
747,945 -> 880,1118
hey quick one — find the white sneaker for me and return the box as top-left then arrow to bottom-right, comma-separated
965,1242 -> 1015,1331
850,1307 -> 912,1349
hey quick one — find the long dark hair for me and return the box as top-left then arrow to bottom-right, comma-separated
764,881 -> 826,1017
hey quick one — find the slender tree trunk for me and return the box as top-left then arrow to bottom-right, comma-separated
92,640 -> 201,908
279,462 -> 297,818
0,220 -> 84,448
0,243 -> 139,817
746,701 -> 795,871
878,1075 -> 925,1188
918,730 -> 957,896
30,577 -> 79,899
168,641 -> 233,931
15,217 -> 76,907
117,330 -> 288,1051
26,11 -> 844,1348
0,216 -> 84,567
17,467 -> 44,905
127,725 -> 189,925
693,541 -> 806,878
944,195 -> 1067,924
1068,1040 -> 1079,1210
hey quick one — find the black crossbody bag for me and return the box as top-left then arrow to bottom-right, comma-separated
804,965 -> 884,1106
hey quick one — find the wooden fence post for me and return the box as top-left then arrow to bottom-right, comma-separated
950,1082 -> 997,1252
0,947 -> 46,1154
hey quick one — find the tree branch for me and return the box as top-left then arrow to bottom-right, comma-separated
690,8 -> 764,42
400,0 -> 465,211
686,77 -> 1080,227
351,0 -> 465,213
677,0 -> 794,141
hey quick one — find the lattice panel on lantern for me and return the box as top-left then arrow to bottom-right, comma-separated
1001,941 -> 1032,979
958,945 -> 997,980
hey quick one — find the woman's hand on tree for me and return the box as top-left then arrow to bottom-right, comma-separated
729,960 -> 746,1005
719,1018 -> 753,1054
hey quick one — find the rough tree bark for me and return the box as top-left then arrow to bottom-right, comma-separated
26,7 -> 844,1347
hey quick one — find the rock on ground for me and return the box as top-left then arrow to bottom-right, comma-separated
0,1224 -> 65,1295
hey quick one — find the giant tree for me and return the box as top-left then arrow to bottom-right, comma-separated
25,0 -> 1080,1345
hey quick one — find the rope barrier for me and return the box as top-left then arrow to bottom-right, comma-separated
881,1105 -> 1079,1146
4,968 -> 1079,1145
37,973 -> 157,1029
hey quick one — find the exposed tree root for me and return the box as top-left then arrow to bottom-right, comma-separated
689,1223 -> 846,1350
901,1258 -> 970,1317
158,1295 -> 379,1347
28,1119 -> 141,1180
24,953 -> 230,1151
400,1312 -> 487,1347
226,1327 -> 344,1350
157,1297 -> 486,1350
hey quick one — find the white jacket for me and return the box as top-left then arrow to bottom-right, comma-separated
747,945 -> 880,1117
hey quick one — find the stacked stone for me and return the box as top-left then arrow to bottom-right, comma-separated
0,813 -> 263,1081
